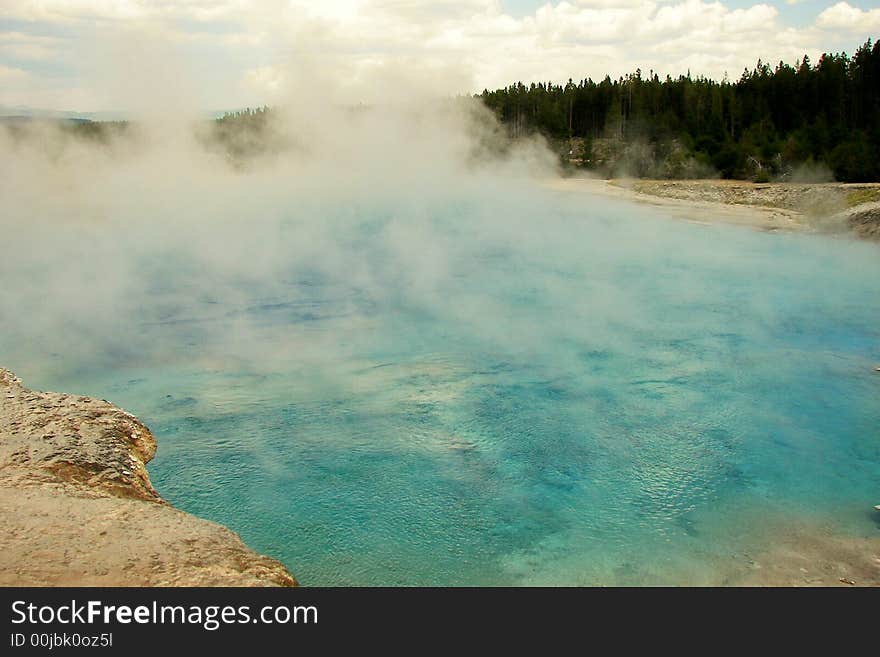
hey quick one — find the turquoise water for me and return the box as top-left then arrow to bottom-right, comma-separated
3,188 -> 879,585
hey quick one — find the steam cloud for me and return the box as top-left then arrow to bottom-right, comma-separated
1,49 -> 874,395
0,65 -> 565,384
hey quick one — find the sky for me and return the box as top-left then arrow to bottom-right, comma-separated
0,0 -> 878,112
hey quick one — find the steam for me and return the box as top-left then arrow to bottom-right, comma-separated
1,54 -> 875,396
0,72 -> 565,383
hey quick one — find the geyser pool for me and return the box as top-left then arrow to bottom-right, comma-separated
3,187 -> 879,585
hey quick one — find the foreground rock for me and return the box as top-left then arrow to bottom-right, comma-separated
0,368 -> 296,586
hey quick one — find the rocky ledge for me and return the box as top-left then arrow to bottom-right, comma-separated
0,368 -> 296,586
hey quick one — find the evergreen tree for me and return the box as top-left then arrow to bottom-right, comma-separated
479,40 -> 880,181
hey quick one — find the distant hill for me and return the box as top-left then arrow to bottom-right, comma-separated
0,105 -> 130,122
0,106 -> 235,122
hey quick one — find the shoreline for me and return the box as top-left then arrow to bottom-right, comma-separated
724,523 -> 880,586
0,368 -> 296,586
547,177 -> 880,239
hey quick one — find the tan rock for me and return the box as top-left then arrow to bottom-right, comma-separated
0,368 -> 296,586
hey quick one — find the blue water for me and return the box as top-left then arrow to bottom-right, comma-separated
3,188 -> 879,585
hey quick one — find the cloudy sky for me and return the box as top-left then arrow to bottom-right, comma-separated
1,0 -> 878,112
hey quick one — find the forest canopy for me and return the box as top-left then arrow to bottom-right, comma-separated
479,39 -> 880,182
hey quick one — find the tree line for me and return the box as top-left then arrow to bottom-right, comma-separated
479,39 -> 880,182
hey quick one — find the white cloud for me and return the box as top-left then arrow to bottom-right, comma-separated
0,1 -> 251,22
0,0 -> 148,22
0,63 -> 30,82
0,1 -> 867,110
0,32 -> 64,61
817,2 -> 880,32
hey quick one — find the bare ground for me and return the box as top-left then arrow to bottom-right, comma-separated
549,177 -> 880,240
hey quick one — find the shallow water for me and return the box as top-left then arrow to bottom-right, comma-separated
5,189 -> 879,585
